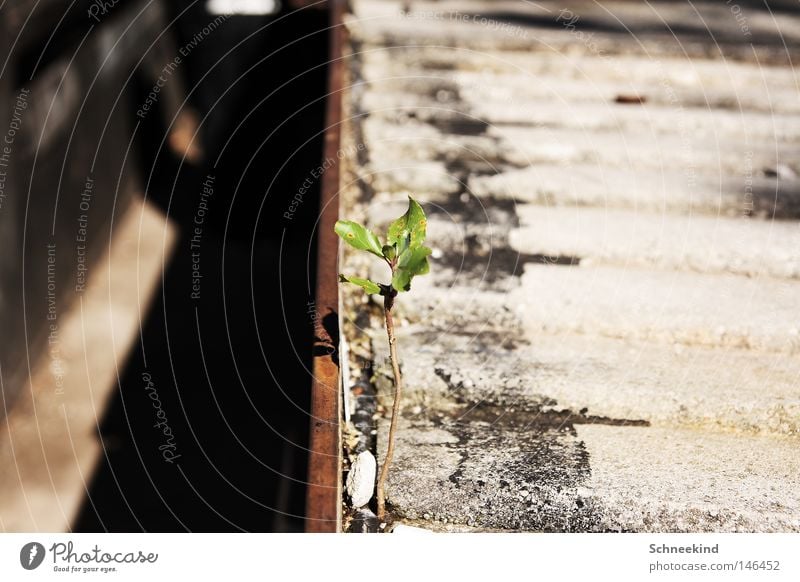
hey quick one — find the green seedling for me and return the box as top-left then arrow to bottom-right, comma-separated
335,196 -> 431,522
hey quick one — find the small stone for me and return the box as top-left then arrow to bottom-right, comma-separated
348,508 -> 379,533
346,451 -> 377,508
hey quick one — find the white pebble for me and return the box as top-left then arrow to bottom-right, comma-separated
346,451 -> 377,508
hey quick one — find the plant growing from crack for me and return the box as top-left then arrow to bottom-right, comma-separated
335,196 -> 430,522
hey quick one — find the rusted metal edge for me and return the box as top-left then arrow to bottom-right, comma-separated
305,0 -> 345,533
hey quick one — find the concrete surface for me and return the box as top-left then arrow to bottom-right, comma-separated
371,327 -> 800,438
467,165 -> 800,218
339,0 -> 800,531
510,206 -> 800,279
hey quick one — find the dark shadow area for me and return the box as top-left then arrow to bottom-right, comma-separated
696,0 -> 800,15
438,234 -> 581,285
75,3 -> 329,532
9,0 -> 138,84
749,182 -> 800,220
313,313 -> 340,367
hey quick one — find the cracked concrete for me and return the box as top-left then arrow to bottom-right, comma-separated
339,0 -> 800,532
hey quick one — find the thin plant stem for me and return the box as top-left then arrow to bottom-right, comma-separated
376,290 -> 402,522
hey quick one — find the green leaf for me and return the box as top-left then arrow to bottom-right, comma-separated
396,232 -> 410,257
382,245 -> 396,260
399,245 -> 432,275
339,274 -> 382,295
391,245 -> 432,292
387,196 -> 426,250
334,220 -> 384,257
391,270 -> 412,293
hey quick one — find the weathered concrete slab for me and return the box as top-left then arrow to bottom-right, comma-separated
510,205 -> 800,279
379,411 -> 800,532
372,326 -> 800,438
511,265 -> 800,353
364,159 -> 462,198
469,165 -> 798,218
487,126 -> 800,176
363,89 -> 800,143
370,324 -> 800,530
576,425 -> 800,532
349,0 -> 800,63
341,0 -> 800,532
483,104 -> 800,145
361,60 -> 800,116
379,413 -> 601,531
450,62 -> 800,115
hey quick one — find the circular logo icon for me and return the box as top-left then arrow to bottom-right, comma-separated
20,542 -> 45,570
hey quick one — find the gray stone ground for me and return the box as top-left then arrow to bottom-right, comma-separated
339,0 -> 800,531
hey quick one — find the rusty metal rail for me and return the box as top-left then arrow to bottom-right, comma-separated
305,0 -> 345,533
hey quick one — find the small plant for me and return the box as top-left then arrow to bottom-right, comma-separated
335,196 -> 431,522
